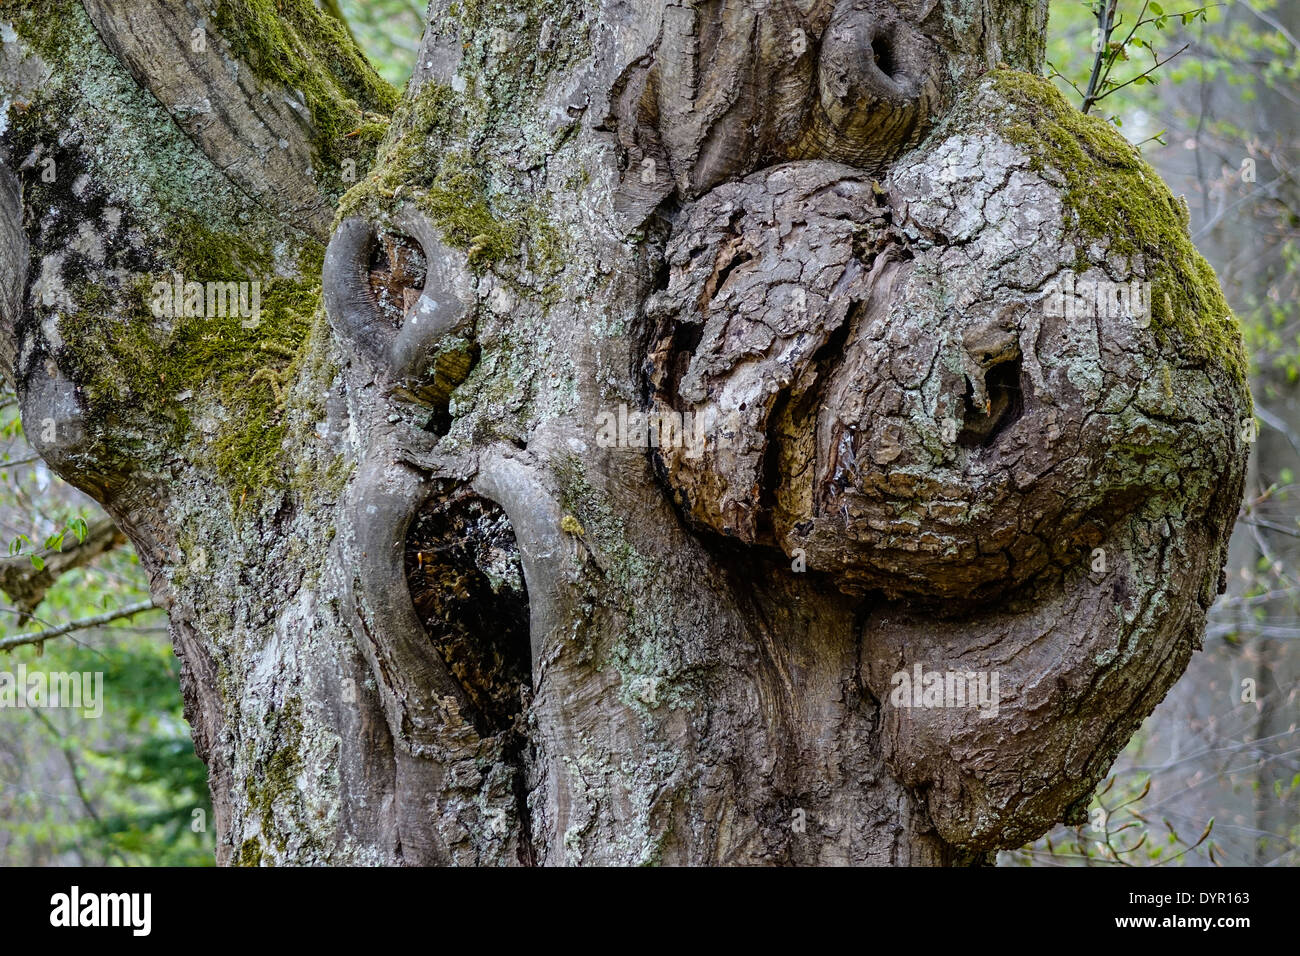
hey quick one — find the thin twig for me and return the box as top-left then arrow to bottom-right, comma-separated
1098,43 -> 1190,101
1083,0 -> 1120,113
0,600 -> 156,651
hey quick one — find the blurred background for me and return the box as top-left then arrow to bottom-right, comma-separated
0,0 -> 1295,866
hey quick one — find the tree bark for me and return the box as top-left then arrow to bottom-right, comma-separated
0,0 -> 1250,865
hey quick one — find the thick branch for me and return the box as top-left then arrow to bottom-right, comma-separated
83,0 -> 396,237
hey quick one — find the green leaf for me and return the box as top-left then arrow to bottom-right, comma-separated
30,554 -> 44,571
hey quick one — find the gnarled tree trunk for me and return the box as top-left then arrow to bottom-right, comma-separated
0,0 -> 1250,865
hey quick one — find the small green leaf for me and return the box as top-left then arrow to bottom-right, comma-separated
30,554 -> 44,571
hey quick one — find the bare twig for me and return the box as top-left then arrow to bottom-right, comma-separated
0,600 -> 156,652
1083,0 -> 1121,113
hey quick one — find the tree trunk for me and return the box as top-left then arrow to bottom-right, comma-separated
0,0 -> 1250,865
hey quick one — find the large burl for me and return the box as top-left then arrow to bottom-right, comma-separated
634,50 -> 1250,846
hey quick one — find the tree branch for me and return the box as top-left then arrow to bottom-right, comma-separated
0,600 -> 156,652
1082,0 -> 1121,113
0,517 -> 124,617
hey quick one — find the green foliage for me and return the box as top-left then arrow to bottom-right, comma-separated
8,517 -> 91,572
1048,1 -> 1212,126
0,397 -> 212,865
0,626 -> 215,866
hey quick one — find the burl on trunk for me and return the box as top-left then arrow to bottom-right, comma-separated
0,0 -> 1249,864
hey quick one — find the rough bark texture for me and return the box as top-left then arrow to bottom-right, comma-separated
0,0 -> 1249,865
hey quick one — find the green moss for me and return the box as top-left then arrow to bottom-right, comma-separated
244,698 -> 305,855
164,211 -> 276,277
985,70 -> 1248,392
336,83 -> 457,217
58,232 -> 322,506
350,120 -> 390,145
305,454 -> 352,499
336,78 -> 565,274
555,456 -> 656,595
421,154 -> 520,264
520,204 -> 567,279
209,0 -> 398,200
236,837 -> 263,867
2,0 -> 78,66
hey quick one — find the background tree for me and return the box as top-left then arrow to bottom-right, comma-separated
0,390 -> 212,866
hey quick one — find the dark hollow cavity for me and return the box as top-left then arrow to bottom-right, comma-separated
405,490 -> 532,738
959,356 -> 1024,448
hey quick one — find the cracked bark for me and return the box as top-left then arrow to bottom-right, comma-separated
0,0 -> 1247,865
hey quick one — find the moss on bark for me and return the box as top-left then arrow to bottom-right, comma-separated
984,69 -> 1249,393
209,0 -> 398,201
336,81 -> 563,273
